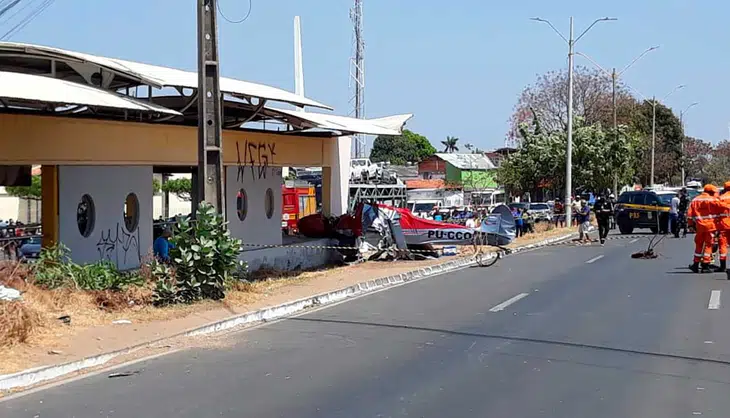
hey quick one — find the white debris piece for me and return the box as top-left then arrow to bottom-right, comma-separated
0,285 -> 21,301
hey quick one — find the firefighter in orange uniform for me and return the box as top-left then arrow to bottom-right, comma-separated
688,184 -> 724,273
717,181 -> 730,273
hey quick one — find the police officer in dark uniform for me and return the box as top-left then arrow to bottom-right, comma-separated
594,190 -> 614,245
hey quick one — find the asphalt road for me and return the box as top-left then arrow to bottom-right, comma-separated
5,232 -> 730,417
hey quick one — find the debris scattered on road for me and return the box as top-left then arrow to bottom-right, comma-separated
112,319 -> 132,325
47,350 -> 63,355
108,370 -> 141,378
57,315 -> 71,325
631,249 -> 657,259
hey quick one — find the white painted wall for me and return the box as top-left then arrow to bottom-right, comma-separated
327,136 -> 351,216
0,188 -> 20,222
225,165 -> 283,249
58,166 -> 153,270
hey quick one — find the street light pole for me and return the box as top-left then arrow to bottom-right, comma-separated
532,16 -> 615,226
575,46 -> 658,196
650,84 -> 685,186
679,102 -> 699,185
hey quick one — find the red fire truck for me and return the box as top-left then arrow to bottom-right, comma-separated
282,181 -> 317,234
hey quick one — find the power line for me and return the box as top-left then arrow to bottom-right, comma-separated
217,0 -> 251,24
0,0 -> 21,20
1,0 -> 55,40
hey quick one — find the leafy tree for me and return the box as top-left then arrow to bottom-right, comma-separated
509,66 -> 636,144
441,136 -> 459,153
370,129 -> 436,165
630,100 -> 683,185
153,177 -> 161,194
5,175 -> 41,200
497,119 -> 640,197
682,136 -> 712,181
705,141 -> 730,185
162,177 -> 192,201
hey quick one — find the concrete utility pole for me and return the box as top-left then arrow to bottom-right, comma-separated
650,85 -> 684,186
679,102 -> 699,185
194,0 -> 225,218
531,16 -> 615,226
576,46 -> 658,195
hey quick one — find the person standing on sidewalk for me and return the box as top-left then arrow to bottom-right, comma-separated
593,192 -> 613,245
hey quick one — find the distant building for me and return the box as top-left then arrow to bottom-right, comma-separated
485,147 -> 516,168
417,153 -> 497,191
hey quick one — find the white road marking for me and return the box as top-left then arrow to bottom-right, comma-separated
585,255 -> 604,264
708,290 -> 722,310
629,238 -> 639,244
489,293 -> 529,312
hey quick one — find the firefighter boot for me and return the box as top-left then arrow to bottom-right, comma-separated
701,263 -> 713,274
689,262 -> 700,273
715,260 -> 727,273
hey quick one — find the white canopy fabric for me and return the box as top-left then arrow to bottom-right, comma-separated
0,42 -> 332,110
265,108 -> 413,136
0,71 -> 181,115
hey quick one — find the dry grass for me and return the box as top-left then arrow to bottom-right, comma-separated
0,301 -> 43,347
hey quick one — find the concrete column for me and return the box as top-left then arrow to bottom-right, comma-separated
40,165 -> 58,248
322,136 -> 351,216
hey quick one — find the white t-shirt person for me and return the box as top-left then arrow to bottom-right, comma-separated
670,195 -> 680,215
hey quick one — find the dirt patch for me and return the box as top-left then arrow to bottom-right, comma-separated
0,228 -> 575,376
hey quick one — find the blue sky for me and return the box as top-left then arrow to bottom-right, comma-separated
6,0 -> 727,151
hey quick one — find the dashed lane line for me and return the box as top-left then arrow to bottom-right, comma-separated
708,290 -> 722,310
585,255 -> 604,264
489,293 -> 530,312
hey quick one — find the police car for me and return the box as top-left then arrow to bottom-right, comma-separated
614,190 -> 673,234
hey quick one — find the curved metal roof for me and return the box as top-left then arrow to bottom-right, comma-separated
0,71 -> 181,115
0,42 -> 332,110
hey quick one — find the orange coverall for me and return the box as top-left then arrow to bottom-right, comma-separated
717,183 -> 730,266
688,191 -> 725,264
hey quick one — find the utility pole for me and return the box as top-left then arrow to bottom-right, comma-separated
650,84 -> 684,186
612,68 -> 618,195
679,102 -> 698,185
349,0 -> 365,158
532,16 -> 615,226
575,46 -> 658,196
194,0 -> 225,218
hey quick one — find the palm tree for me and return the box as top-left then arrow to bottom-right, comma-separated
441,136 -> 460,153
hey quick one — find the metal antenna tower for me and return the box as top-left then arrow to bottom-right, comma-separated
349,0 -> 366,158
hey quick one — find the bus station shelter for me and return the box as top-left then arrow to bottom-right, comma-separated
0,42 -> 411,270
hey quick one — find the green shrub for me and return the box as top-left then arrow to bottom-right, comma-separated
152,202 -> 244,306
33,244 -> 144,291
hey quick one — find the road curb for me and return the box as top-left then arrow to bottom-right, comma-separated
0,232 -> 575,392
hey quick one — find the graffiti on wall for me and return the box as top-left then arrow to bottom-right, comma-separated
96,223 -> 141,268
236,140 -> 277,182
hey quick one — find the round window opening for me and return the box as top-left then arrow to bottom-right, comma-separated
236,188 -> 248,221
265,188 -> 275,219
77,194 -> 96,237
123,193 -> 140,232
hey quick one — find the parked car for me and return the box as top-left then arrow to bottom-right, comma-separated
528,202 -> 553,222
350,158 -> 378,182
16,236 -> 41,261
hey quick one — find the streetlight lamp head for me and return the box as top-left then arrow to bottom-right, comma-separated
602,17 -> 619,21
